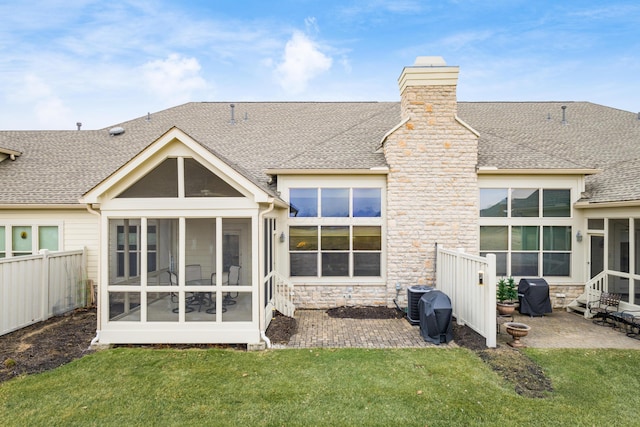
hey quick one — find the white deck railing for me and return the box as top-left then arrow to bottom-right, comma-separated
273,272 -> 295,318
261,270 -> 296,325
583,271 -> 608,318
436,246 -> 496,348
0,249 -> 88,336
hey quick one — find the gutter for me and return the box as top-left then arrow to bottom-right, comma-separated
265,168 -> 389,176
0,204 -> 87,210
258,200 -> 276,349
477,167 -> 600,175
85,203 -> 102,347
574,199 -> 640,209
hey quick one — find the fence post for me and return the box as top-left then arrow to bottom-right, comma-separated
39,249 -> 50,321
455,248 -> 465,325
485,253 -> 497,348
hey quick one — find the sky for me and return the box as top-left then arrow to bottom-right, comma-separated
1,0 -> 639,130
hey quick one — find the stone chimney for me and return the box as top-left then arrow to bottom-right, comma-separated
384,56 -> 479,304
398,56 -> 460,124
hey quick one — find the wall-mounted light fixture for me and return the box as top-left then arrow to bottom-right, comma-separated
576,230 -> 583,242
279,232 -> 285,243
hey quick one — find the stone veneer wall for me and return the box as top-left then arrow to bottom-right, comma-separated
549,284 -> 584,309
293,283 -> 388,309
384,84 -> 479,307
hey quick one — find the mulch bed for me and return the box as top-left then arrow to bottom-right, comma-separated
327,306 -> 405,319
0,307 -> 97,383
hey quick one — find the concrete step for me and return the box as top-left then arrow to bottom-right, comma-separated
567,305 -> 586,314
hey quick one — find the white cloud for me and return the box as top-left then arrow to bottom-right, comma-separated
11,74 -> 73,128
34,96 -> 74,128
274,31 -> 332,94
140,54 -> 211,103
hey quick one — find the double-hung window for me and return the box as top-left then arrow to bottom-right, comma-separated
289,187 -> 382,277
479,188 -> 572,277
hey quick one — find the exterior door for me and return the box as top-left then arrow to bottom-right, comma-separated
589,234 -> 605,279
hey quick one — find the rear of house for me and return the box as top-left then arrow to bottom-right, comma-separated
1,56 -> 640,345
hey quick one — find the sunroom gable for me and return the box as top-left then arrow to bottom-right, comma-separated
80,127 -> 270,205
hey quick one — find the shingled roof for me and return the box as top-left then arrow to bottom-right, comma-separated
459,102 -> 640,204
0,101 -> 638,206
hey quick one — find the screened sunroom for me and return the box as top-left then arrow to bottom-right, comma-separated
81,129 -> 283,345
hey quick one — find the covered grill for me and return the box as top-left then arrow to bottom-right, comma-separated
518,278 -> 552,317
418,290 -> 453,345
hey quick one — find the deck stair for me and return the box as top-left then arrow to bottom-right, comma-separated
566,271 -> 607,319
566,293 -> 589,316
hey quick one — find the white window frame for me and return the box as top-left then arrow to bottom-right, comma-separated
282,175 -> 386,282
0,222 -> 63,258
479,184 -> 575,278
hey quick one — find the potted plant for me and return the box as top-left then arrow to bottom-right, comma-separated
497,277 -> 518,315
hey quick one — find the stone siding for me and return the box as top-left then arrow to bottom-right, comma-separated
548,284 -> 584,309
293,283 -> 388,309
384,84 -> 479,307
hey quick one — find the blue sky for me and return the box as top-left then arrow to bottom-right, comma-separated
1,0 -> 639,130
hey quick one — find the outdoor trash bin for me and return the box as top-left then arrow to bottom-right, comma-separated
418,290 -> 453,345
518,278 -> 552,316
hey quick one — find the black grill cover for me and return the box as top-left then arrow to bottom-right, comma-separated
518,278 -> 552,316
418,290 -> 453,345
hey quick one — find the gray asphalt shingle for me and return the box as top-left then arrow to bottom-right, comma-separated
0,101 -> 638,205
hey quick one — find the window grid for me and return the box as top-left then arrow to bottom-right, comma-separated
288,187 -> 382,278
0,225 -> 60,258
290,225 -> 381,277
480,225 -> 572,277
480,188 -> 571,219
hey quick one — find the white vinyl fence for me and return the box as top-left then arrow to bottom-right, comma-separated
436,245 -> 497,347
0,249 -> 88,336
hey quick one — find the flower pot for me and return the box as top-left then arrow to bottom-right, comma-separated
504,322 -> 531,348
497,302 -> 516,316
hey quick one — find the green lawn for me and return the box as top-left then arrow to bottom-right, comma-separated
1,347 -> 639,426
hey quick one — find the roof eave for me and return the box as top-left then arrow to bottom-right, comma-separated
477,167 -> 601,175
0,203 -> 86,209
0,147 -> 22,157
575,199 -> 640,209
265,167 -> 389,176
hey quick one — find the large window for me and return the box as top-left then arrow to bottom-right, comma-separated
480,225 -> 571,277
0,225 -> 60,257
289,225 -> 381,277
288,187 -> 382,277
480,188 -> 571,218
115,221 -> 157,278
290,188 -> 381,218
479,187 -> 572,277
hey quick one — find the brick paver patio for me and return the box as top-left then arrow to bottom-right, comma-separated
276,309 -> 640,350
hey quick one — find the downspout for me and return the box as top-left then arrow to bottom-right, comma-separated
85,203 -> 102,348
258,200 -> 275,348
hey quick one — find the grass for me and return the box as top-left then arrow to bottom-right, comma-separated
1,347 -> 640,426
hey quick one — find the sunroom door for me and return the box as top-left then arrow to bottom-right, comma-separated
589,234 -> 604,279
